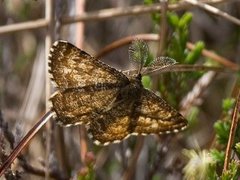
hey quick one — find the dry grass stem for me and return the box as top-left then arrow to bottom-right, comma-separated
180,71 -> 216,116
223,90 -> 240,172
185,0 -> 240,26
0,19 -> 48,35
96,34 -> 238,71
157,0 -> 168,56
123,137 -> 144,180
45,0 -> 55,178
0,111 -> 55,176
62,0 -> 227,24
75,0 -> 89,166
0,0 -> 227,35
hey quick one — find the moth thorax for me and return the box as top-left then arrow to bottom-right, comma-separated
129,75 -> 142,89
118,76 -> 142,100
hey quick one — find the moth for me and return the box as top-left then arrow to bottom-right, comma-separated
48,40 -> 188,145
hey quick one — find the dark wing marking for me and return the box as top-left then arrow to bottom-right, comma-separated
87,100 -> 133,145
48,40 -> 129,89
133,89 -> 187,134
50,86 -> 121,126
87,89 -> 187,145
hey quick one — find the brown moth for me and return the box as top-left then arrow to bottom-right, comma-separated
48,40 -> 188,145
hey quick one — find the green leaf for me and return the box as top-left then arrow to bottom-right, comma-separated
235,142 -> 240,155
214,121 -> 230,145
167,12 -> 179,27
178,12 -> 192,29
185,41 -> 205,64
222,98 -> 235,112
142,75 -> 152,89
206,163 -> 218,180
210,149 -> 225,167
144,0 -> 154,5
221,161 -> 240,180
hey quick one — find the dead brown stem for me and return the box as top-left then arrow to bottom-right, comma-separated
0,111 -> 54,177
223,90 -> 240,172
157,1 -> 168,56
123,137 -> 144,180
75,0 -> 89,167
0,0 -> 228,35
96,34 -> 239,71
184,0 -> 240,26
62,0 -> 227,24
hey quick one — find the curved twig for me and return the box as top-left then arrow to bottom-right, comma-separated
0,111 -> 54,177
223,90 -> 240,172
96,34 -> 239,71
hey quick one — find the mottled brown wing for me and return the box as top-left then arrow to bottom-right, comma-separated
87,100 -> 133,146
48,40 -> 129,89
134,89 -> 187,134
87,89 -> 187,145
50,87 -> 121,126
49,40 -> 130,126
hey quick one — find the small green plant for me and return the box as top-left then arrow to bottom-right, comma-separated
163,12 -> 205,106
143,3 -> 206,108
221,161 -> 240,180
183,98 -> 240,179
183,149 -> 217,180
